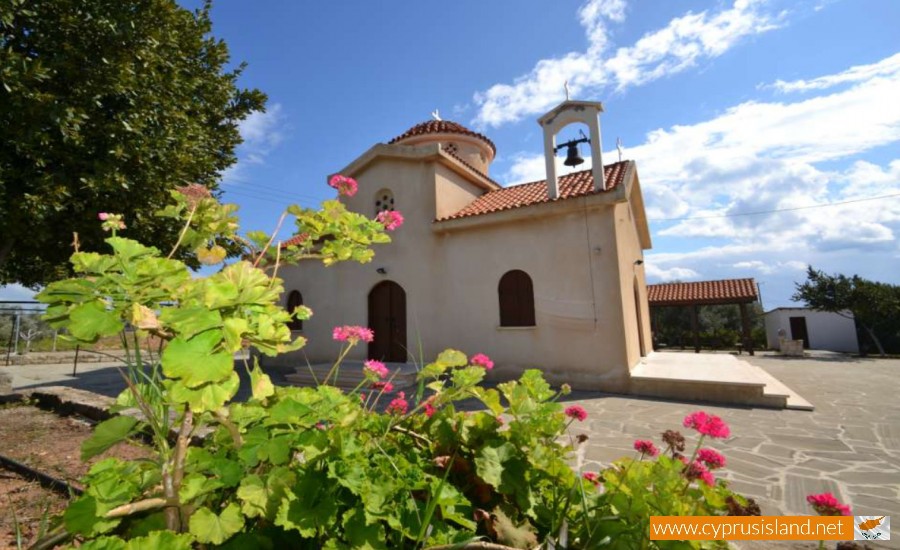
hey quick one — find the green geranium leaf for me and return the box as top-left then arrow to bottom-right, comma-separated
70,252 -> 118,274
106,236 -> 159,261
436,349 -> 468,368
69,301 -> 125,342
168,371 -> 240,412
237,475 -> 269,518
179,473 -> 224,502
474,441 -> 517,490
189,503 -> 244,545
223,317 -> 249,352
470,387 -> 504,416
79,537 -> 127,550
38,279 -> 96,305
160,306 -> 222,339
125,531 -> 194,550
343,506 -> 387,550
81,415 -> 139,460
63,496 -> 120,536
162,330 -> 232,388
276,470 -> 337,537
249,361 -> 275,400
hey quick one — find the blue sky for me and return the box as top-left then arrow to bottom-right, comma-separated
3,0 -> 899,308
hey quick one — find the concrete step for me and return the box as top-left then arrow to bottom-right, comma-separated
629,352 -> 813,410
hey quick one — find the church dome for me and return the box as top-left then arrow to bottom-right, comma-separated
388,119 -> 496,173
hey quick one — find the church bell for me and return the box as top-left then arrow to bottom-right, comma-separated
563,142 -> 585,167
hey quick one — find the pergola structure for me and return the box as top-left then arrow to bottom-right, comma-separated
648,278 -> 760,355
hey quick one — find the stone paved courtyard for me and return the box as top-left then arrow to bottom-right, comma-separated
5,350 -> 899,548
568,351 -> 900,549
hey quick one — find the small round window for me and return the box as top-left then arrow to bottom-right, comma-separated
374,189 -> 394,216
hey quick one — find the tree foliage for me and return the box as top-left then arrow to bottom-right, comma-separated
0,0 -> 266,286
793,266 -> 900,356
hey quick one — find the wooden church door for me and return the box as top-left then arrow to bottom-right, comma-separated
368,281 -> 407,362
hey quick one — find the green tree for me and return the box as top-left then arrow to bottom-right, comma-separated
793,266 -> 900,356
0,0 -> 265,287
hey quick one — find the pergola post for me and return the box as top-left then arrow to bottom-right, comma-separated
691,305 -> 700,354
739,302 -> 754,356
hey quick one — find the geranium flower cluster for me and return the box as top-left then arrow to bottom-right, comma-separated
564,405 -> 588,422
633,439 -> 659,457
332,325 -> 374,344
328,174 -> 358,197
683,411 -> 731,439
806,492 -> 851,516
697,448 -> 726,469
386,391 -> 408,415
363,359 -> 388,380
470,353 -> 493,370
376,210 -> 404,231
98,212 -> 126,231
683,459 -> 716,486
582,472 -> 601,486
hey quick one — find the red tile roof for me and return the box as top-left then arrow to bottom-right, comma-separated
437,161 -> 631,221
389,120 -> 496,155
648,279 -> 759,306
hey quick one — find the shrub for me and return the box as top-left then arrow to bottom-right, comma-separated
34,181 -> 755,549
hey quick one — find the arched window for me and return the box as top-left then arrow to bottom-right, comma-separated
375,189 -> 395,216
498,270 -> 535,327
286,290 -> 303,331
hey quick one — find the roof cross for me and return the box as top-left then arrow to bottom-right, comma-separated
431,109 -> 441,121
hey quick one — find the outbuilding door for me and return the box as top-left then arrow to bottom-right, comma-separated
789,316 -> 810,349
368,281 -> 407,362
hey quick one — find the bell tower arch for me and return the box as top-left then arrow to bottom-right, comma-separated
537,100 -> 606,199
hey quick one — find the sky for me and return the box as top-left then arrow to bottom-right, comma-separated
3,0 -> 899,309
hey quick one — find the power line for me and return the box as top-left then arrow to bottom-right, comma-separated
648,193 -> 900,222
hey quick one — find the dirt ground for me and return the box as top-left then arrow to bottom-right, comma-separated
0,403 -> 150,549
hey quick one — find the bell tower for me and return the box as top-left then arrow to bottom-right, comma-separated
537,100 -> 605,199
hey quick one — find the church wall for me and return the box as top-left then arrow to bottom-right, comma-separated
275,158 -> 635,392
612,190 -> 653,372
433,163 -> 483,220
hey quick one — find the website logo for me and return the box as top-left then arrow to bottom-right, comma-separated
854,516 -> 890,541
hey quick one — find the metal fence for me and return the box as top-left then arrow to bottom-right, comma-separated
1,300 -> 52,365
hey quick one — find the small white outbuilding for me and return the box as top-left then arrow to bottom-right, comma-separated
764,308 -> 859,354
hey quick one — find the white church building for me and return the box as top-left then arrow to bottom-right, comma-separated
273,100 -> 653,392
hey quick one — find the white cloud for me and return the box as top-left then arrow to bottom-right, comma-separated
223,104 -> 285,184
644,263 -> 700,282
732,260 -> 807,275
768,52 -> 900,93
473,0 -> 781,127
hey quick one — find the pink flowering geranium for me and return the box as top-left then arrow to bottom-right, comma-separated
582,472 -> 601,486
375,210 -> 404,230
372,381 -> 394,393
633,439 -> 659,457
386,391 -> 408,415
807,493 -> 851,516
470,353 -> 494,370
684,460 -> 715,486
423,403 -> 436,418
683,411 -> 731,439
328,174 -> 358,197
332,325 -> 375,344
697,448 -> 726,470
564,405 -> 588,422
363,359 -> 388,380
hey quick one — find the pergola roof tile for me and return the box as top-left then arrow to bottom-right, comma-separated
648,278 -> 758,306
